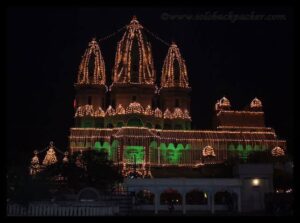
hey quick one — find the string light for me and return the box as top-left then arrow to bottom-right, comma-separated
202,146 -> 216,157
161,42 -> 189,88
106,105 -> 116,116
29,150 -> 40,175
42,142 -> 58,166
116,104 -> 126,115
67,16 -> 287,176
154,108 -> 163,118
250,97 -> 263,109
215,97 -> 231,111
163,108 -> 173,119
144,105 -> 154,115
271,146 -> 285,157
126,102 -> 144,114
76,38 -> 106,85
113,16 -> 155,85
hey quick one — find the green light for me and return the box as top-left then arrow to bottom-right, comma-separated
124,146 -> 144,164
158,143 -> 190,165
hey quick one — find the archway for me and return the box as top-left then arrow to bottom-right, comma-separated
136,189 -> 155,205
160,188 -> 182,205
127,117 -> 143,127
186,189 -> 208,205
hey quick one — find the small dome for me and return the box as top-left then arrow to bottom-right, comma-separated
154,108 -> 162,118
116,104 -> 126,115
144,105 -> 153,115
183,109 -> 191,120
106,106 -> 116,116
271,146 -> 285,157
215,96 -> 231,111
202,146 -> 216,157
163,108 -> 173,119
94,107 -> 105,117
75,106 -> 84,117
250,97 -> 263,109
220,97 -> 231,107
173,108 -> 184,119
126,102 -> 144,114
84,105 -> 94,116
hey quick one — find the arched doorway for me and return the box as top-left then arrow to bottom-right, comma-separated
136,189 -> 155,205
160,188 -> 182,205
186,189 -> 208,205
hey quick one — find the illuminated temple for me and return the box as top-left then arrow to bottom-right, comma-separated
69,16 -> 286,178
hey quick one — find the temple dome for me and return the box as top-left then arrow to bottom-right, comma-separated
126,102 -> 144,114
77,38 -> 106,85
161,42 -> 189,88
113,16 -> 155,85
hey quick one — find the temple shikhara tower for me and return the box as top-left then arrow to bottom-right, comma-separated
69,16 -> 286,177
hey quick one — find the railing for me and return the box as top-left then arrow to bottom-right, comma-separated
7,202 -> 119,216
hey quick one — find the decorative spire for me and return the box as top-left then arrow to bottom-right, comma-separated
113,17 -> 155,84
29,150 -> 40,175
215,96 -> 231,111
250,97 -> 263,110
161,42 -> 189,88
42,142 -> 58,166
63,152 -> 69,163
77,38 -> 106,85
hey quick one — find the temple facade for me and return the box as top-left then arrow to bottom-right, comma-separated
69,16 -> 286,178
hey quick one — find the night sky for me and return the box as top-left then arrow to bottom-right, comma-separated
6,7 -> 294,167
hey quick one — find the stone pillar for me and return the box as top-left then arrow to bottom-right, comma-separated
207,191 -> 211,211
211,192 -> 215,214
154,192 -> 160,214
182,192 -> 186,214
237,190 -> 242,212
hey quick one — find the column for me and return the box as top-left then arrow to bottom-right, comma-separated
207,190 -> 211,211
182,192 -> 186,215
154,192 -> 160,214
211,192 -> 215,214
237,190 -> 242,212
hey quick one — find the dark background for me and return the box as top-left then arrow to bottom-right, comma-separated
6,7 -> 294,167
